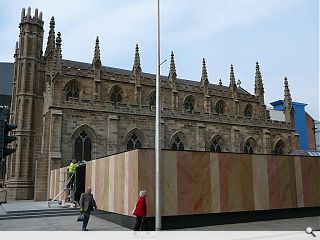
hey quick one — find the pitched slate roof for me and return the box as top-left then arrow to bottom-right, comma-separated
62,59 -> 252,95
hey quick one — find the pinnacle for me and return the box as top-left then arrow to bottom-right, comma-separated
284,76 -> 292,107
230,64 -> 235,79
170,51 -> 176,73
92,36 -> 101,65
50,16 -> 55,28
201,58 -> 208,79
133,43 -> 141,73
56,32 -> 61,45
255,61 -> 264,96
256,61 -> 260,71
169,51 -> 177,81
229,64 -> 237,89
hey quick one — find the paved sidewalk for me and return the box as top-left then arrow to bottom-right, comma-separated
0,200 -> 129,231
0,201 -> 319,231
1,215 -> 319,231
182,216 -> 320,231
0,214 -> 129,231
0,200 -> 57,213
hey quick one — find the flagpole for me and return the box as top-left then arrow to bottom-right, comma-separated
155,0 -> 162,231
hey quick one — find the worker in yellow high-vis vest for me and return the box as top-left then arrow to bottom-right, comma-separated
67,159 -> 78,189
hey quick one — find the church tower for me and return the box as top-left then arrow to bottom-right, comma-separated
6,7 -> 45,200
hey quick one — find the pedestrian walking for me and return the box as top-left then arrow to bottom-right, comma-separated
132,190 -> 147,231
79,187 -> 97,231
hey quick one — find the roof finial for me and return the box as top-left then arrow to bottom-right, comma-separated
237,79 -> 241,87
92,36 -> 101,66
219,79 -> 222,85
132,43 -> 142,73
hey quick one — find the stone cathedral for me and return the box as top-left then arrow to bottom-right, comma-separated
6,8 -> 299,200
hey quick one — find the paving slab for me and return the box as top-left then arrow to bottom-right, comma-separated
181,216 -> 320,231
0,214 -> 129,231
1,200 -> 59,212
0,201 -> 319,231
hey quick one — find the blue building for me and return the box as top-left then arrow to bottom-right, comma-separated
270,100 -> 314,151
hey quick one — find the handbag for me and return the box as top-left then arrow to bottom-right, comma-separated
77,211 -> 84,222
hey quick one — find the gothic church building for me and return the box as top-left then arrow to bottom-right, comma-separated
6,8 -> 299,200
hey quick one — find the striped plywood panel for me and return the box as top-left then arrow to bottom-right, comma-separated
49,150 -> 320,217
49,167 -> 68,201
84,150 -> 139,215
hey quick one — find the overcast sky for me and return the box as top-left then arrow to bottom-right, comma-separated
0,0 -> 319,119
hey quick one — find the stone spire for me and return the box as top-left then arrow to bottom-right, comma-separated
169,51 -> 178,110
45,16 -> 55,57
284,77 -> 293,123
229,64 -> 237,90
92,36 -> 101,66
132,44 -> 142,105
168,51 -> 177,88
201,58 -> 209,87
200,58 -> 209,97
284,77 -> 292,109
254,62 -> 265,104
229,64 -> 238,115
52,32 -> 62,74
132,43 -> 142,74
92,36 -> 102,100
169,51 -> 177,79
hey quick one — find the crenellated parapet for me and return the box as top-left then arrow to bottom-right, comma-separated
20,7 -> 44,26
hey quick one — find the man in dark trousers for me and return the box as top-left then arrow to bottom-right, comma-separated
79,187 -> 97,231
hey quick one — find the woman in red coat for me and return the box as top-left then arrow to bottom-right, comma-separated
133,190 -> 147,231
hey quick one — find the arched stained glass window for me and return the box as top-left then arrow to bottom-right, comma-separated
184,96 -> 194,113
66,83 -> 79,101
171,137 -> 184,150
244,104 -> 253,118
274,140 -> 285,155
210,139 -> 222,152
149,91 -> 156,108
127,133 -> 142,150
244,141 -> 254,154
74,131 -> 91,162
215,100 -> 225,114
110,85 -> 122,105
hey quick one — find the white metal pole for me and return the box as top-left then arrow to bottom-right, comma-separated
155,0 -> 162,231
